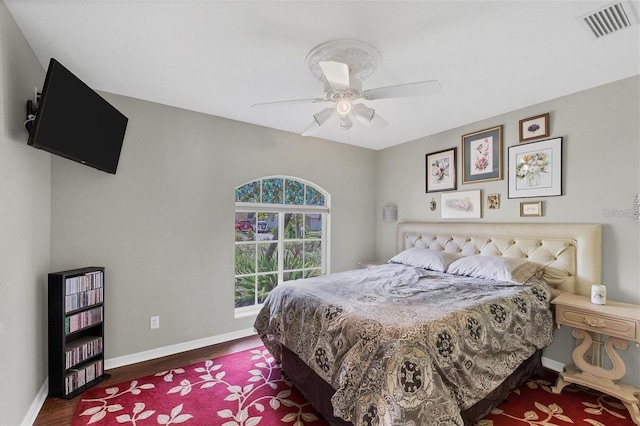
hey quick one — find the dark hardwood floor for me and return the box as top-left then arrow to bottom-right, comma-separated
34,334 -> 263,426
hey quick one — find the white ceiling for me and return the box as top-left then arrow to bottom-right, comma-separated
5,1 -> 640,150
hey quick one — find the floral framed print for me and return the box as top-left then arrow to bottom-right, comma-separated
519,113 -> 550,142
508,137 -> 562,199
426,147 -> 457,193
441,190 -> 481,219
462,125 -> 502,184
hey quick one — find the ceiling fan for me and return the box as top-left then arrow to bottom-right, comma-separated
252,39 -> 442,136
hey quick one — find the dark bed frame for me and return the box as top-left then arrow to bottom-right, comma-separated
281,344 -> 543,425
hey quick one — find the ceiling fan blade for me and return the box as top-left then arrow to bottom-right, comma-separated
370,112 -> 388,130
319,61 -> 351,91
302,121 -> 320,136
252,97 -> 330,108
362,80 -> 442,100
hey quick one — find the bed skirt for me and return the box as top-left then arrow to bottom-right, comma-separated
280,345 -> 543,426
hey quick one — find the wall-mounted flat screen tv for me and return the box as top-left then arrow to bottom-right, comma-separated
27,58 -> 128,174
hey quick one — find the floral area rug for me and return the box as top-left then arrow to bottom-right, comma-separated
72,346 -> 323,426
478,377 -> 635,426
73,345 -> 636,426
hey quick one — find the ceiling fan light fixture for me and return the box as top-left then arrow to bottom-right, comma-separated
339,115 -> 353,130
313,107 -> 335,126
335,99 -> 352,115
352,103 -> 375,123
257,39 -> 440,137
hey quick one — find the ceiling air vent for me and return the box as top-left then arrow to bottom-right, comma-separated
577,1 -> 639,39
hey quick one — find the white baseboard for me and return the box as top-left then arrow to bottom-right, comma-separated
542,356 -> 566,373
105,328 -> 257,369
21,379 -> 48,426
25,328 -> 257,425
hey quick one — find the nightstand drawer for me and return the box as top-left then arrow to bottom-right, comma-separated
556,305 -> 637,341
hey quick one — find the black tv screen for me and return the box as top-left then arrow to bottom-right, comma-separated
28,58 -> 128,174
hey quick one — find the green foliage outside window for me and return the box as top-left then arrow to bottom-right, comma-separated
234,177 -> 327,310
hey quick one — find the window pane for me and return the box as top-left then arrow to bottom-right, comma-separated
305,241 -> 322,268
304,269 -> 321,278
235,276 -> 256,308
261,178 -> 283,204
235,213 -> 255,242
235,181 -> 260,203
257,243 -> 278,273
305,186 -> 325,206
284,241 -> 303,270
235,245 -> 256,275
256,212 -> 278,237
284,213 -> 304,240
284,271 -> 304,282
285,179 -> 304,205
304,213 -> 322,239
257,274 -> 277,303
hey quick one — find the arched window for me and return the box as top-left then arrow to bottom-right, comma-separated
234,176 -> 330,315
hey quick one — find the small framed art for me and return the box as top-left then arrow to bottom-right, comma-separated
487,193 -> 500,209
520,201 -> 542,217
441,190 -> 481,219
519,113 -> 550,142
462,125 -> 502,184
426,147 -> 457,193
508,137 -> 562,199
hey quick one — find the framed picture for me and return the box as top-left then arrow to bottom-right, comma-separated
441,190 -> 481,219
487,193 -> 500,210
508,137 -> 562,199
426,147 -> 457,193
520,201 -> 542,217
462,125 -> 502,184
519,113 -> 550,142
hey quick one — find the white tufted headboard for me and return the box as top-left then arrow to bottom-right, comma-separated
396,222 -> 601,296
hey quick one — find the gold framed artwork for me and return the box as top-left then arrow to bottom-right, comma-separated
520,201 -> 542,217
487,193 -> 500,209
462,125 -> 502,184
519,113 -> 550,142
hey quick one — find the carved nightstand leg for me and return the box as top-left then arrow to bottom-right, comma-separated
551,374 -> 570,394
555,330 -> 640,425
622,400 -> 640,426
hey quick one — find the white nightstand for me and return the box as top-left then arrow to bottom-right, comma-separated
358,261 -> 384,269
551,293 -> 640,425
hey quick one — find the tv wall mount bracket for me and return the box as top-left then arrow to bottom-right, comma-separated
24,87 -> 41,133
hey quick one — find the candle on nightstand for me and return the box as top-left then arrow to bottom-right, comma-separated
590,284 -> 607,305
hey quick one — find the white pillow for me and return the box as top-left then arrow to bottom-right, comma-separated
388,248 -> 461,272
446,255 -> 543,284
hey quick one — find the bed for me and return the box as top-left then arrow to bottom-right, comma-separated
254,222 -> 602,425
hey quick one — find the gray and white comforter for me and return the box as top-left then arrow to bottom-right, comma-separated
254,263 -> 554,425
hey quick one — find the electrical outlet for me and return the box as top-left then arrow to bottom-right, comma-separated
150,316 -> 160,329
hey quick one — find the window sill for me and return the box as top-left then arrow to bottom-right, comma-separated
234,306 -> 262,319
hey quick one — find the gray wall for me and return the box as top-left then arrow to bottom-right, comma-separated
1,2 -> 639,423
50,94 -> 378,359
375,75 -> 640,387
0,2 -> 51,425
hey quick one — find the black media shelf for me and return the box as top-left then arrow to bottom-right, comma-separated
48,267 -> 108,399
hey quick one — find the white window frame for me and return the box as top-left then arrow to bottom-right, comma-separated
234,177 -> 330,317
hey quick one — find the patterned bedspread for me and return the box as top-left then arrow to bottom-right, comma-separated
254,263 -> 554,425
